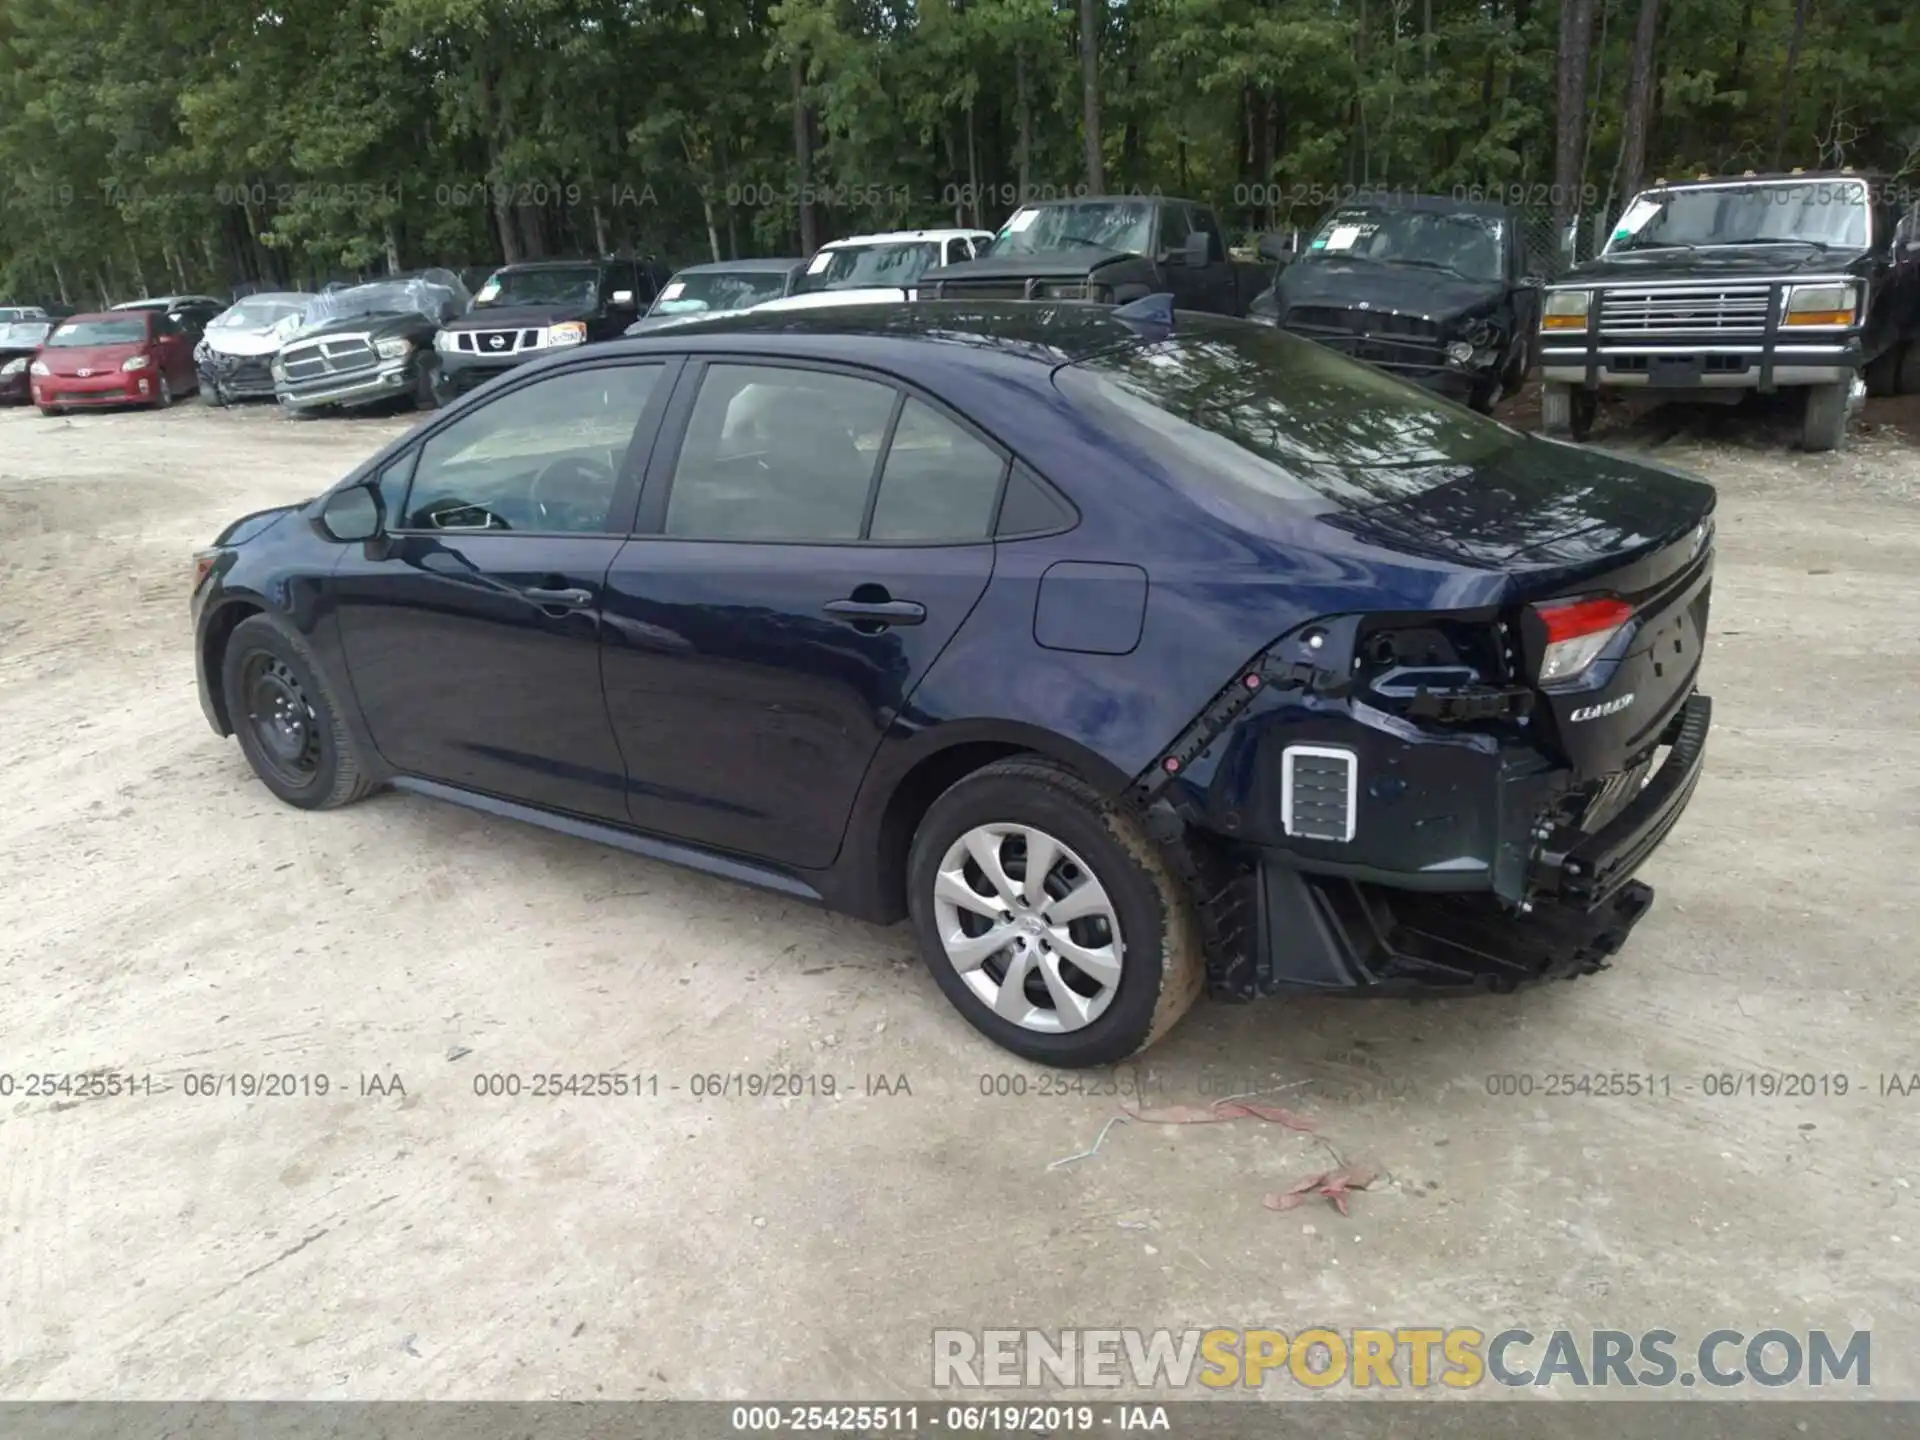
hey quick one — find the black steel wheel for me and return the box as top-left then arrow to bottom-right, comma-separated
220,614 -> 375,809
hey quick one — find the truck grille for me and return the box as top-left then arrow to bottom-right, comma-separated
1286,306 -> 1442,341
456,328 -> 542,355
279,336 -> 376,382
928,280 -> 1033,301
1282,746 -> 1357,843
1598,283 -> 1771,336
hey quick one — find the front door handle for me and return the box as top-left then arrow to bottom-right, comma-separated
520,585 -> 594,609
822,597 -> 926,627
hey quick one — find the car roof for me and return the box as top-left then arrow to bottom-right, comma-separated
227,290 -> 313,303
606,299 -> 1147,367
671,258 -> 805,275
59,311 -> 148,325
491,259 -> 607,273
1640,170 -> 1884,189
1321,192 -> 1515,219
821,230 -> 994,248
111,295 -> 223,309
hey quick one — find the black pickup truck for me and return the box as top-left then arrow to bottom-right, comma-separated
1248,194 -> 1539,412
432,254 -> 669,400
1538,171 -> 1920,451
918,195 -> 1274,314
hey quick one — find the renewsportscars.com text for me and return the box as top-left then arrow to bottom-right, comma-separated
932,1327 -> 1871,1390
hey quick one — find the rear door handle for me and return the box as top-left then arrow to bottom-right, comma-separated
520,585 -> 594,609
822,598 -> 926,627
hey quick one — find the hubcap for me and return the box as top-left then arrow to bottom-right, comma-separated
243,654 -> 321,785
932,823 -> 1124,1033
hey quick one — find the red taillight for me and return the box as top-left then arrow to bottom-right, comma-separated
1534,595 -> 1633,684
1538,596 -> 1633,644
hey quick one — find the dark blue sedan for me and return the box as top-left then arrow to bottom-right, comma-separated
191,300 -> 1716,1065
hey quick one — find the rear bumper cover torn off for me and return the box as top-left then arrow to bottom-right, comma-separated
1167,691 -> 1710,999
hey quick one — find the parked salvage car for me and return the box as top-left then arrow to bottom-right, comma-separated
627,258 -> 807,334
920,197 -> 1274,315
1249,195 -> 1538,412
1539,170 -> 1920,451
791,230 -> 995,305
432,255 -> 668,401
0,317 -> 53,404
31,310 -> 199,413
272,271 -> 470,415
196,292 -> 315,406
194,300 -> 1717,1064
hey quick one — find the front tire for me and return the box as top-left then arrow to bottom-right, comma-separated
153,375 -> 173,409
221,615 -> 376,810
1799,378 -> 1854,453
906,757 -> 1204,1066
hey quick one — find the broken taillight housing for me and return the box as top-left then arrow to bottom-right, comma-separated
1533,596 -> 1634,683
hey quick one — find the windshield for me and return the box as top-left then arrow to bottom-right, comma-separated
1607,181 -> 1869,252
0,321 -> 52,346
1057,319 -> 1511,513
473,266 -> 599,308
649,270 -> 792,316
986,202 -> 1156,258
295,279 -> 461,332
797,244 -> 939,293
1304,208 -> 1506,281
49,319 -> 148,346
209,296 -> 310,331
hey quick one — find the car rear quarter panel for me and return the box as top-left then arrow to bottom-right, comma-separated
862,358 -> 1507,793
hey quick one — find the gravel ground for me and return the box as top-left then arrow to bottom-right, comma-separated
0,389 -> 1916,1402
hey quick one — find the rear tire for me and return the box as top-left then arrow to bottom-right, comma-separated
1541,382 -> 1597,441
906,757 -> 1204,1067
221,614 -> 376,810
1799,379 -> 1853,453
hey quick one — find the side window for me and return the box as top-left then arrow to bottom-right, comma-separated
868,399 -> 1006,542
1192,208 -> 1224,262
1160,204 -> 1191,253
399,363 -> 662,533
664,364 -> 897,541
946,238 -> 971,265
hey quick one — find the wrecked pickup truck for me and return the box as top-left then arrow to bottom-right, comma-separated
1249,194 -> 1538,412
1539,170 -> 1920,451
918,195 -> 1274,314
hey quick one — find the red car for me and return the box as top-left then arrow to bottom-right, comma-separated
30,310 -> 198,415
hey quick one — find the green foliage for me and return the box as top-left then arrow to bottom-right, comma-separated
0,0 -> 1913,304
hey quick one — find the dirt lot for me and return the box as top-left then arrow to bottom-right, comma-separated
1,390 -> 1917,1402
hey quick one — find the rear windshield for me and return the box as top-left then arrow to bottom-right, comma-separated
797,243 -> 939,292
48,319 -> 147,346
1055,320 -> 1516,506
650,270 -> 791,316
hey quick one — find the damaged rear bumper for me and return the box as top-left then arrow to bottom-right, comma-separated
1156,691 -> 1710,999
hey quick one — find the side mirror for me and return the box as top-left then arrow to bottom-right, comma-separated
611,289 -> 635,307
1182,231 -> 1211,268
318,483 -> 381,543
1256,232 -> 1292,263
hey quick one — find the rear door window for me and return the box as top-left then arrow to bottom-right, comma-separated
663,365 -> 897,540
867,399 -> 1007,542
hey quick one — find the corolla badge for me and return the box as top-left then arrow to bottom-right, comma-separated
76,368 -> 93,377
1569,693 -> 1635,723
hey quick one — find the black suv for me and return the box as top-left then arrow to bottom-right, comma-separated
433,255 -> 669,400
1539,171 -> 1920,450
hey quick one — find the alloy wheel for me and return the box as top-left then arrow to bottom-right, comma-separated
243,653 -> 322,786
931,823 -> 1124,1033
